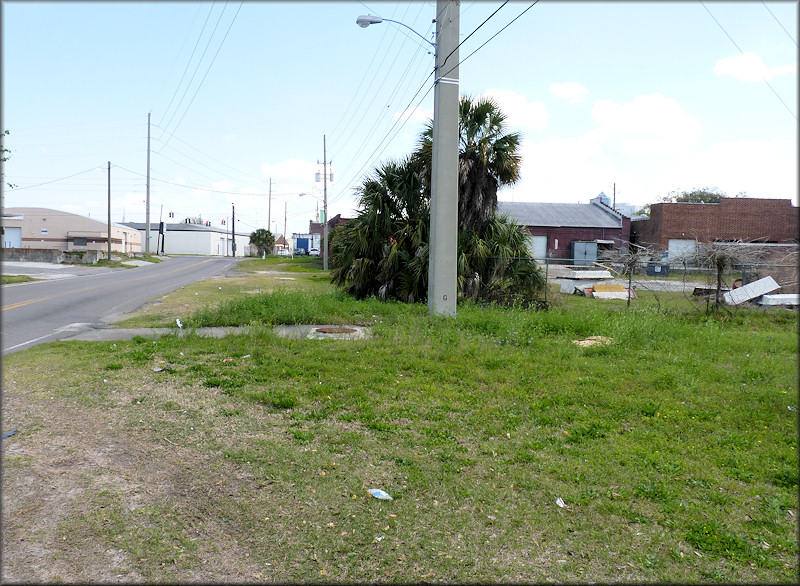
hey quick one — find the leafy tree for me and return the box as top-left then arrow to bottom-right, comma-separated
661,187 -> 726,204
2,130 -> 16,189
416,95 -> 522,235
249,228 -> 275,256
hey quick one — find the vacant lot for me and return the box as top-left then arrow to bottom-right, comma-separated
2,257 -> 797,582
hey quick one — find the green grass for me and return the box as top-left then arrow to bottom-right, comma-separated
3,255 -> 797,582
2,274 -> 37,284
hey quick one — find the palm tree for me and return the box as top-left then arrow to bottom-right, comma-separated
416,95 -> 522,235
330,156 -> 428,301
330,96 -> 544,306
249,228 -> 275,256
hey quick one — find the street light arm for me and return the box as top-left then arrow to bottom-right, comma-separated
356,14 -> 435,48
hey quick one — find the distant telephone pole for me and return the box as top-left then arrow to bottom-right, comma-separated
107,161 -> 112,260
267,178 -> 272,235
231,203 -> 236,257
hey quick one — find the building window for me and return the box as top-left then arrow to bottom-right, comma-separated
73,237 -> 87,247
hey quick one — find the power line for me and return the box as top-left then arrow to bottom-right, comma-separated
157,2 -> 233,147
114,164 -> 268,196
7,165 -> 106,191
761,0 -> 797,47
165,1 -> 245,143
442,1 -> 540,80
700,0 -> 797,121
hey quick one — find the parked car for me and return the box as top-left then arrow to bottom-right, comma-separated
277,248 -> 291,256
309,247 -> 320,256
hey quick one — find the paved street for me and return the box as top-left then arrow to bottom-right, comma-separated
1,256 -> 237,355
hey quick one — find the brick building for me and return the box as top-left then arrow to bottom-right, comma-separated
499,196 -> 632,262
632,198 -> 798,259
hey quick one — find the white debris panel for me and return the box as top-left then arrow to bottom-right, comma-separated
723,276 -> 780,305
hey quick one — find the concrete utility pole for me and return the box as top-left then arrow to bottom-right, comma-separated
323,135 -> 329,271
145,112 -> 151,255
107,161 -> 112,261
267,178 -> 272,236
231,203 -> 236,257
428,0 -> 459,316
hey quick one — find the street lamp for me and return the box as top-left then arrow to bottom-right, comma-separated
356,14 -> 435,50
357,2 -> 459,316
298,191 -> 328,270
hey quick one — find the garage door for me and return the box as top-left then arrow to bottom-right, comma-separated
3,227 -> 22,248
667,239 -> 697,261
528,235 -> 547,261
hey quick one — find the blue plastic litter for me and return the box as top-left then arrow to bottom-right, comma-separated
368,488 -> 393,500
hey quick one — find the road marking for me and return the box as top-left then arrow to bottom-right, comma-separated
2,297 -> 51,311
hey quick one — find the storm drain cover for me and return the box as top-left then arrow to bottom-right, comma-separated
273,324 -> 371,340
314,327 -> 357,334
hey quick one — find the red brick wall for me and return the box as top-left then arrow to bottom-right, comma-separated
525,226 -> 628,259
633,198 -> 798,249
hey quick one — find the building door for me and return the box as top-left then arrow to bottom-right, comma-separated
3,227 -> 22,248
667,239 -> 696,262
527,235 -> 547,261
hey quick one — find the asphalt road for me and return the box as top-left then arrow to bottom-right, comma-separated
1,256 -> 237,355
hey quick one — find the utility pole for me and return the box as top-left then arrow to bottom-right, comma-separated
107,161 -> 112,261
322,135 -> 329,270
428,0 -> 459,316
268,178 -> 273,236
231,203 -> 236,257
613,183 -> 616,210
284,201 -> 288,252
145,112 -> 151,255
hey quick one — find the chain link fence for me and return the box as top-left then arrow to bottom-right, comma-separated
533,244 -> 798,312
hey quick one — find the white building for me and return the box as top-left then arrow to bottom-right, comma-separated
1,207 -> 141,253
122,222 -> 254,257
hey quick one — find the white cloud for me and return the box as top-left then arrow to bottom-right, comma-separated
588,93 -> 702,157
714,52 -> 798,82
549,82 -> 589,103
481,88 -> 549,129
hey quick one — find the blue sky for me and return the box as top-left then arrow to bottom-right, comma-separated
3,1 -> 797,239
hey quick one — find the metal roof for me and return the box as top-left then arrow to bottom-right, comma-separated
497,201 -> 622,228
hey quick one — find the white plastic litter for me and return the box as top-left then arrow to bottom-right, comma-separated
176,318 -> 183,329
368,488 -> 393,501
556,497 -> 566,508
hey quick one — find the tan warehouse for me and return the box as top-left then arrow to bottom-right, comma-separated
1,207 -> 142,254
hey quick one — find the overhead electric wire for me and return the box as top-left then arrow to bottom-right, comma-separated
441,1 -> 539,80
760,0 -> 797,47
114,164 -> 268,196
332,1 -> 539,207
7,165 -> 106,191
441,0 -> 509,70
700,0 -> 796,121
157,2 -> 233,148
165,1 -> 244,144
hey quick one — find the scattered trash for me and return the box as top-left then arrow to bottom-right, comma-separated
153,367 -> 164,372
368,488 -> 393,501
176,318 -> 183,329
243,354 -> 250,359
572,336 -> 613,347
223,358 -> 233,363
788,406 -> 797,411
374,535 -> 385,542
556,497 -> 566,508
2,429 -> 18,439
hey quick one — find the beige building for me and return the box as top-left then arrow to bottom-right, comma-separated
1,207 -> 141,254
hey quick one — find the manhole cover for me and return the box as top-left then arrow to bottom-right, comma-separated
314,327 -> 357,334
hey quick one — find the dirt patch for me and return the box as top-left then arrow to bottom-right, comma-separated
1,376 -> 269,582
